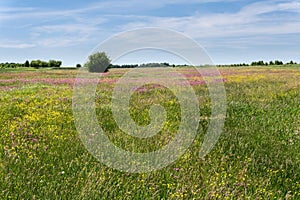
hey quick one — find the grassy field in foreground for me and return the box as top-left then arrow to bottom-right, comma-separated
0,67 -> 299,199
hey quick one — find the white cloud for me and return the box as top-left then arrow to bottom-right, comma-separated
0,41 -> 35,49
81,0 -> 239,13
1,0 -> 300,50
28,16 -> 109,47
36,36 -> 90,47
278,1 -> 300,11
0,6 -> 35,12
120,0 -> 300,39
33,22 -> 104,35
0,0 -> 238,21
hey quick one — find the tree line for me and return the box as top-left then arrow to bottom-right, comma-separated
110,60 -> 298,69
84,52 -> 192,72
218,60 -> 297,67
111,63 -> 186,68
84,52 -> 300,73
0,60 -> 62,69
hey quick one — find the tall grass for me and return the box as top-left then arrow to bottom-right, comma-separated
0,67 -> 299,199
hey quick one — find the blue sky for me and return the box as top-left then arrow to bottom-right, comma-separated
0,0 -> 300,66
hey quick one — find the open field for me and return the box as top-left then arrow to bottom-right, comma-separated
0,67 -> 299,199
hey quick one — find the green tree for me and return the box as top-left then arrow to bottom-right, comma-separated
48,60 -> 62,68
251,61 -> 257,66
30,60 -> 39,68
84,52 -> 111,73
39,60 -> 48,68
56,60 -> 62,67
24,60 -> 30,67
274,60 -> 283,65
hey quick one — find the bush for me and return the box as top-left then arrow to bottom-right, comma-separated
84,52 -> 111,73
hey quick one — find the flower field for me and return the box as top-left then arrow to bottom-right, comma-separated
0,66 -> 299,199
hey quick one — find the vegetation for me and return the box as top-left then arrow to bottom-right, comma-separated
0,66 -> 299,199
111,64 -> 139,68
24,60 -> 30,68
0,58 -> 298,70
0,62 -> 27,68
111,60 -> 298,68
218,60 -> 298,67
84,52 -> 111,72
0,60 -> 62,69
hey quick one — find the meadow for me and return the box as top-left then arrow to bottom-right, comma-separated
0,66 -> 299,199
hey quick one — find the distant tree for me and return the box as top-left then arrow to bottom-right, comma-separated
113,64 -> 138,68
48,60 -> 62,68
76,64 -> 82,68
30,60 -> 45,68
84,52 -> 111,73
251,61 -> 257,66
111,64 -> 120,68
139,63 -> 172,68
31,60 -> 39,68
24,60 -> 30,67
56,61 -> 62,67
274,60 -> 283,65
48,60 -> 56,68
250,60 -> 271,66
40,60 -> 49,68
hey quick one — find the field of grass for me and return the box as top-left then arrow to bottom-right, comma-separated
0,66 -> 299,199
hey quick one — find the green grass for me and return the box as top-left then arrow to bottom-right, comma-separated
0,67 -> 299,199
0,67 -> 42,73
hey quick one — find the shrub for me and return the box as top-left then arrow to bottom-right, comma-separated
84,52 -> 111,73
